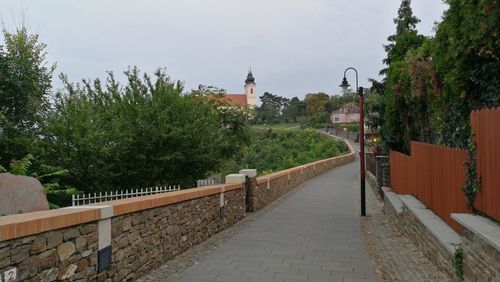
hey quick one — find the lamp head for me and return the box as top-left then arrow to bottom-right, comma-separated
339,77 -> 350,90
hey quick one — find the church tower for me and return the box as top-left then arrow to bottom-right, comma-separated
244,69 -> 257,108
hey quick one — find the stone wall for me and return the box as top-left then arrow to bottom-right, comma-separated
397,203 -> 455,278
99,188 -> 244,281
0,222 -> 98,281
0,184 -> 244,282
379,180 -> 500,281
375,155 -> 390,189
452,214 -> 500,281
461,227 -> 500,281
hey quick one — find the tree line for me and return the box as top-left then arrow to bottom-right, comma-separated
0,26 -> 250,206
372,0 -> 499,153
252,91 -> 360,126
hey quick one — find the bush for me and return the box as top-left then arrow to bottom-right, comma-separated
41,68 -> 249,192
237,129 -> 348,175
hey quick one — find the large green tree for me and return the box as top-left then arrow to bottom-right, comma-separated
380,0 -> 425,153
306,92 -> 329,116
0,27 -> 55,166
41,68 -> 249,192
282,97 -> 306,123
380,0 -> 421,76
431,0 -> 500,147
255,92 -> 289,124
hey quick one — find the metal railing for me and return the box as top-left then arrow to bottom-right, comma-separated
72,185 -> 181,206
197,179 -> 216,187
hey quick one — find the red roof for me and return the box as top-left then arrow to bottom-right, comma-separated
224,94 -> 247,106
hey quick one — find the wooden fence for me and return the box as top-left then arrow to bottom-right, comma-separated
471,108 -> 500,222
390,142 -> 469,231
389,107 -> 500,230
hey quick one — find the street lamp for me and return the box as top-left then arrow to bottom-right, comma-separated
339,67 -> 366,216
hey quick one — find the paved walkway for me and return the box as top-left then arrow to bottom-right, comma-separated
167,159 -> 376,282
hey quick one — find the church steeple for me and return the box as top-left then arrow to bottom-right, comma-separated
245,69 -> 255,84
244,68 -> 257,108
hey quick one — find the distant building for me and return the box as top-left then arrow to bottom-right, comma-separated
223,70 -> 257,108
330,102 -> 360,123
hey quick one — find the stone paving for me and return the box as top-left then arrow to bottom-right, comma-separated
141,160 -> 377,282
360,178 -> 452,282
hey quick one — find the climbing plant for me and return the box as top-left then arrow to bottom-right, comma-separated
463,137 -> 481,210
452,245 -> 464,280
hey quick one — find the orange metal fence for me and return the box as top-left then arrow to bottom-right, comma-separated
471,108 -> 500,222
389,107 -> 500,230
390,142 -> 468,231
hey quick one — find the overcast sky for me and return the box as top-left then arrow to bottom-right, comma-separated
0,0 -> 447,99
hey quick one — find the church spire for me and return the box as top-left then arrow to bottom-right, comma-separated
245,68 -> 255,84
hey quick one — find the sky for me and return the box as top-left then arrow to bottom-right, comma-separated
0,0 -> 447,99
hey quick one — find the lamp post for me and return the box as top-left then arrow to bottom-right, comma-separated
339,67 -> 366,216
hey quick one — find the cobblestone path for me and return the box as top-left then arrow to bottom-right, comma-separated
360,177 -> 452,281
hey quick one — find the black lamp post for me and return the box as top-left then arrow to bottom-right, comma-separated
339,67 -> 366,216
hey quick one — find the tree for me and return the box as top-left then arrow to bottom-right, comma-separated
0,26 -> 55,166
306,92 -> 329,116
282,97 -> 306,123
431,0 -> 500,147
380,0 -> 425,152
380,0 -> 421,75
255,92 -> 289,124
363,87 -> 383,133
41,68 -> 249,192
326,92 -> 358,113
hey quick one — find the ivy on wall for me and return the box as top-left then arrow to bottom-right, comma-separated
463,137 -> 481,210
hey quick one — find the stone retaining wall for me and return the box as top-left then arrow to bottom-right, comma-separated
397,203 -> 455,278
0,222 -> 98,281
380,183 -> 500,281
452,214 -> 500,281
100,188 -> 244,281
0,184 -> 244,282
461,227 -> 500,281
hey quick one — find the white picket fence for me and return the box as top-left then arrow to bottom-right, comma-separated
72,185 -> 181,206
197,179 -> 216,187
